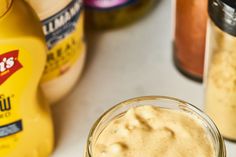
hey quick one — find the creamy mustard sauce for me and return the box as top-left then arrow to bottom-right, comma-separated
93,106 -> 215,157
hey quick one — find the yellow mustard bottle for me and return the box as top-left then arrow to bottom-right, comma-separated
26,0 -> 86,104
0,0 -> 54,156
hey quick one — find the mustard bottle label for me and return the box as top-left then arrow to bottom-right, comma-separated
41,0 -> 85,82
0,50 -> 25,156
0,95 -> 23,151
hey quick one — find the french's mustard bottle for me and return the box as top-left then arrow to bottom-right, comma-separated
0,0 -> 54,156
26,0 -> 86,104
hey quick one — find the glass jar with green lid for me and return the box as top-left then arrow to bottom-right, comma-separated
84,0 -> 157,29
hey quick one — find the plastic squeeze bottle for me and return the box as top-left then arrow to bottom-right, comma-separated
0,0 -> 54,156
26,0 -> 86,104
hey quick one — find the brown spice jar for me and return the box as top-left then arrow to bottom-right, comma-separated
174,0 -> 208,81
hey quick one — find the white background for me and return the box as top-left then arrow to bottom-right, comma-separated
52,0 -> 236,156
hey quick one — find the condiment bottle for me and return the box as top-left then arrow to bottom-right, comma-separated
173,0 -> 208,81
85,0 -> 157,29
0,0 -> 54,156
205,0 -> 236,141
26,0 -> 86,104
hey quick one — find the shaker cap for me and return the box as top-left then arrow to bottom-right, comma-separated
209,0 -> 236,36
221,0 -> 236,8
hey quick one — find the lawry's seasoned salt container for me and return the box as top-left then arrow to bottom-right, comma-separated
26,0 -> 86,104
173,0 -> 208,81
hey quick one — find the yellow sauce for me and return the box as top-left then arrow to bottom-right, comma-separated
94,106 -> 215,157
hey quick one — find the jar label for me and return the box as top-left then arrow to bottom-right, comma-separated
85,0 -> 136,9
41,0 -> 85,82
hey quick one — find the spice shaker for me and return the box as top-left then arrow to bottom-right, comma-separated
173,0 -> 208,81
205,0 -> 236,141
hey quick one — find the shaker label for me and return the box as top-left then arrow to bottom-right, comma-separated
0,50 -> 23,85
85,0 -> 137,9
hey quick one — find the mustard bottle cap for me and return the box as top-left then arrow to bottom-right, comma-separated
0,0 -> 12,17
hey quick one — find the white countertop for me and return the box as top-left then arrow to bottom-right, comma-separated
52,0 -> 236,156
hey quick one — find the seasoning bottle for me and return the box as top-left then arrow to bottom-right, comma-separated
0,0 -> 54,156
173,0 -> 208,81
205,0 -> 236,141
26,0 -> 86,104
85,0 -> 157,29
